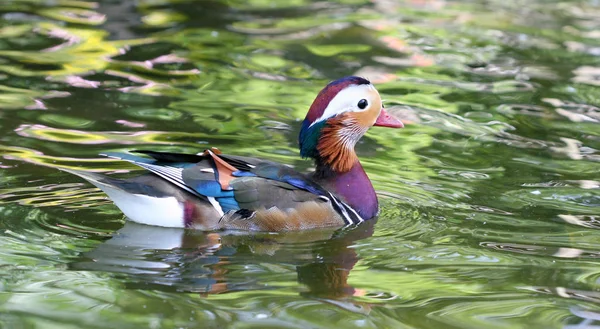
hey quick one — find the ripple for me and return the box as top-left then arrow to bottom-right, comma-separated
480,242 -> 600,259
558,215 -> 600,230
1,0 -> 600,328
501,187 -> 600,214
13,124 -> 210,145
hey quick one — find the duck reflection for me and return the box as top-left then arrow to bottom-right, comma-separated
71,221 -> 375,300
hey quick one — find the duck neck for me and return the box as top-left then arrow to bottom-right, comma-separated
313,158 -> 378,220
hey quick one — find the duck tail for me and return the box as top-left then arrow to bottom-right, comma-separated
60,168 -> 190,228
59,168 -> 116,189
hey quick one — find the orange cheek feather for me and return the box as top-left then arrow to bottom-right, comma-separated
351,89 -> 382,128
318,119 -> 359,173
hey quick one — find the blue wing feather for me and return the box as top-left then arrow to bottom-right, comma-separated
215,196 -> 239,213
232,171 -> 256,177
193,181 -> 234,198
283,177 -> 322,195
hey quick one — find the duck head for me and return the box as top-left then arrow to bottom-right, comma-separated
299,76 -> 403,173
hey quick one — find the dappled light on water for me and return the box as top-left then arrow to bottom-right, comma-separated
0,0 -> 599,328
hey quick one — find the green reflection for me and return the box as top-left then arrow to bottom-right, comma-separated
0,0 -> 600,328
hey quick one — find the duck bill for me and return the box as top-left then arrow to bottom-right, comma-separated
374,108 -> 404,128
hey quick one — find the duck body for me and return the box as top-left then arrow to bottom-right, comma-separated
66,76 -> 403,231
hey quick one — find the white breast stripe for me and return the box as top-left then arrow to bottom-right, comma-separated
326,192 -> 364,225
327,193 -> 347,223
327,192 -> 353,225
343,202 -> 364,223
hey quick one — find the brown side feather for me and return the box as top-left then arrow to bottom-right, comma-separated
219,201 -> 345,231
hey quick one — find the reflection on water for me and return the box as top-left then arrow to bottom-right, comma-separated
73,221 -> 375,300
0,0 -> 600,328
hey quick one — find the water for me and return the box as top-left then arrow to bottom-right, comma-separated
0,0 -> 599,328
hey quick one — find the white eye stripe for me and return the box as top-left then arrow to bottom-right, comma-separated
310,84 -> 377,127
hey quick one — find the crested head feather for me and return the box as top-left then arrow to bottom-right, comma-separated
305,76 -> 371,123
299,119 -> 325,159
299,76 -> 385,172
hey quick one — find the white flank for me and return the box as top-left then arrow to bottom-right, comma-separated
95,183 -> 185,228
311,84 -> 378,126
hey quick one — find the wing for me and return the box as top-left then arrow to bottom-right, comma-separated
102,149 -> 363,229
101,149 -> 237,215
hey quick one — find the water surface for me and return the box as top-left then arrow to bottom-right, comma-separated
1,0 -> 599,328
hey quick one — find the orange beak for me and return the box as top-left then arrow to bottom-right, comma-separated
374,108 -> 404,128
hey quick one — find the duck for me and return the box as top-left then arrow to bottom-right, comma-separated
64,76 -> 404,231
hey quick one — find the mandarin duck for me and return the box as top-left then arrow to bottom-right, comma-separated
64,76 -> 403,231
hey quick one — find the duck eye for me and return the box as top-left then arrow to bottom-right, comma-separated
357,99 -> 368,110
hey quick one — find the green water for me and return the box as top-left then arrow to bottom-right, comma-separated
0,0 -> 599,328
